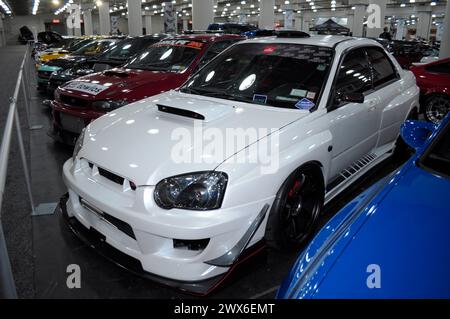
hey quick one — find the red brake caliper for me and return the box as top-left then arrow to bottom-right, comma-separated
288,180 -> 301,198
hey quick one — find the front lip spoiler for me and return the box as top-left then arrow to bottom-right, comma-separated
59,194 -> 266,296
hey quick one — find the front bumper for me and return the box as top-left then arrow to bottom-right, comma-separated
60,194 -> 266,295
50,100 -> 104,145
62,158 -> 271,293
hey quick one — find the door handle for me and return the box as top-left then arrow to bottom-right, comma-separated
368,100 -> 377,111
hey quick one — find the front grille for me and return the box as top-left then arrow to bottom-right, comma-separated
38,70 -> 52,79
49,79 -> 65,89
60,94 -> 89,108
88,162 -> 126,187
98,167 -> 125,185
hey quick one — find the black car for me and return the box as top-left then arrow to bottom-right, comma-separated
47,35 -> 167,96
37,31 -> 64,45
38,38 -> 121,93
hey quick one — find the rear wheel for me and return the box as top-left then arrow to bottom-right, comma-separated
265,165 -> 324,251
424,95 -> 450,124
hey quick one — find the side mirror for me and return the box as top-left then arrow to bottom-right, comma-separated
400,120 -> 436,150
335,92 -> 365,105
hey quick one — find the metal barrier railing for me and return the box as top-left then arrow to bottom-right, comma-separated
0,41 -> 38,299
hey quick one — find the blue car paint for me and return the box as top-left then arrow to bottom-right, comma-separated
277,115 -> 450,299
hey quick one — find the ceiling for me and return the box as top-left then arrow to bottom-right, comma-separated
3,0 -> 448,16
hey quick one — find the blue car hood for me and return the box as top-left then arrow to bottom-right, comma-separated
315,164 -> 450,298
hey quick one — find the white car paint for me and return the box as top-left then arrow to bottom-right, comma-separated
62,35 -> 419,282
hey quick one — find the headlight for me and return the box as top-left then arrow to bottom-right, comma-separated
92,100 -> 128,111
154,171 -> 228,210
63,68 -> 74,76
72,129 -> 85,162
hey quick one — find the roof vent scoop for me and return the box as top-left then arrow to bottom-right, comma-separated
157,104 -> 205,120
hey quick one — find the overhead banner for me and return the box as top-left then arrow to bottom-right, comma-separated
111,16 -> 119,34
164,2 -> 176,33
284,9 -> 295,29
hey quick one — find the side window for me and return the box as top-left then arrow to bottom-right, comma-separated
426,61 -> 450,76
196,40 -> 238,70
334,48 -> 372,98
366,47 -> 398,88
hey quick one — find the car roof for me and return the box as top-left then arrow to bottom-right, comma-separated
164,33 -> 245,42
240,35 -> 383,48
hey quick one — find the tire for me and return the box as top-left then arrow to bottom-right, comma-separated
265,164 -> 324,251
424,94 -> 450,124
393,108 -> 418,161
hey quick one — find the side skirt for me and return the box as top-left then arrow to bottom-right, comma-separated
324,143 -> 394,205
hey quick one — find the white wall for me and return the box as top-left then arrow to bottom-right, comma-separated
3,14 -> 60,43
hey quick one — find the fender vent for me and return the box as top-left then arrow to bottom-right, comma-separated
157,104 -> 205,120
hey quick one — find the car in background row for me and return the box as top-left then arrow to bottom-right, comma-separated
411,58 -> 450,124
60,34 -> 418,294
277,114 -> 450,299
390,40 -> 437,69
32,37 -> 80,60
47,35 -> 168,96
35,38 -> 98,69
50,34 -> 244,145
37,38 -> 120,92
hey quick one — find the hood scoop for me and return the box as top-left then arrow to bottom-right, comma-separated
104,70 -> 129,78
155,95 -> 235,123
157,104 -> 205,120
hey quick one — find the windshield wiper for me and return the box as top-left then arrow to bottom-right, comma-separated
182,87 -> 251,103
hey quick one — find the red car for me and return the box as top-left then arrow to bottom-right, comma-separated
50,34 -> 244,144
411,58 -> 450,123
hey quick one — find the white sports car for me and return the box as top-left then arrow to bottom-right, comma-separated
61,32 -> 419,294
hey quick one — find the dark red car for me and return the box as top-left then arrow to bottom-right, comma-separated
50,34 -> 244,144
411,58 -> 450,123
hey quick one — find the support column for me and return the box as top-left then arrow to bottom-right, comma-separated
416,11 -> 431,41
182,16 -> 189,31
128,0 -> 143,36
259,0 -> 275,30
83,10 -> 93,35
73,4 -> 82,36
365,0 -> 387,38
98,1 -> 111,35
192,0 -> 213,30
66,14 -> 74,36
144,15 -> 152,35
440,0 -> 450,59
294,13 -> 303,31
352,4 -> 366,37
395,19 -> 406,40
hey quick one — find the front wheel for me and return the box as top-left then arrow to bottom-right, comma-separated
265,165 -> 324,251
424,95 -> 450,124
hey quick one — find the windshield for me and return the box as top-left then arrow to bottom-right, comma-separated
99,37 -> 160,61
126,39 -> 204,72
420,120 -> 450,178
71,40 -> 116,57
67,39 -> 93,52
181,43 -> 333,109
